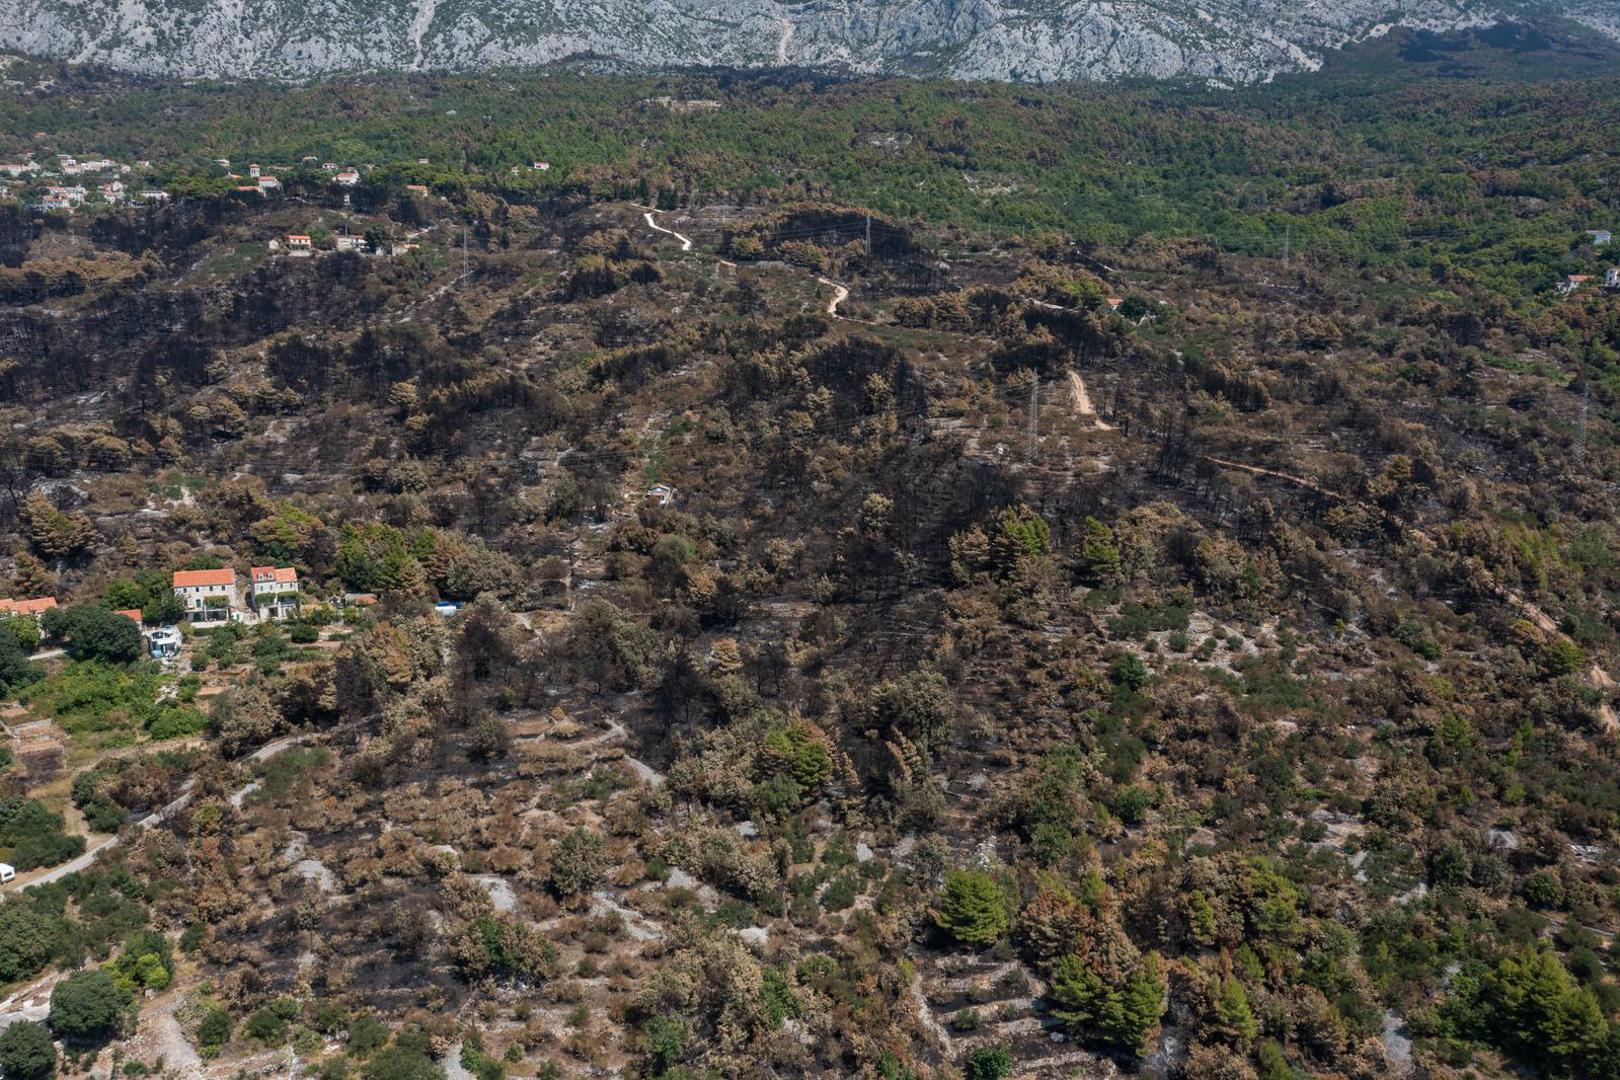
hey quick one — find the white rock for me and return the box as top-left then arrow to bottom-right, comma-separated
0,0 -> 1580,86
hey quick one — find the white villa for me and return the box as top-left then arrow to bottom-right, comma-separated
250,566 -> 300,621
173,568 -> 237,624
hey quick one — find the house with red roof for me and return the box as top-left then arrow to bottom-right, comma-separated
250,566 -> 300,621
173,568 -> 237,624
0,596 -> 58,625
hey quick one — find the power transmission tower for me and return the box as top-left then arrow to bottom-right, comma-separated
1026,378 -> 1040,461
1577,379 -> 1590,464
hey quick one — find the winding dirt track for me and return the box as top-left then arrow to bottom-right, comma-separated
818,276 -> 850,316
641,209 -> 692,252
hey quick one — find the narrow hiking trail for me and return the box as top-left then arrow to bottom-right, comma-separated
642,209 -> 692,252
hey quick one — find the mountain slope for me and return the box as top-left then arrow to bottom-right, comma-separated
0,0 -> 1613,83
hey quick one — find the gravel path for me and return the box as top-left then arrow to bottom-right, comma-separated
642,210 -> 692,252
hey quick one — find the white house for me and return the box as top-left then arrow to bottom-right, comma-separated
173,568 -> 237,624
334,234 -> 366,253
1606,268 -> 1620,289
1559,274 -> 1593,296
146,625 -> 182,659
250,566 -> 300,621
286,234 -> 312,255
1587,230 -> 1612,247
334,169 -> 360,186
257,175 -> 281,192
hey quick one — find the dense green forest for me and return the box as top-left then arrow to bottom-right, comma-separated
2,52 -> 1618,299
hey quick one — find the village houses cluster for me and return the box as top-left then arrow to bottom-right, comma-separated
1559,229 -> 1620,295
0,152 -> 168,211
1,565 -> 300,661
1,151 -> 386,214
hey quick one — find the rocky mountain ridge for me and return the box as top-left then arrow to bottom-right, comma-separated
0,0 -> 1613,83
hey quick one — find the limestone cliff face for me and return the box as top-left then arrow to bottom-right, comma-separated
0,0 -> 1608,83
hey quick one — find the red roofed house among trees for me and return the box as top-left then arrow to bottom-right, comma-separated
250,566 -> 300,621
173,568 -> 237,624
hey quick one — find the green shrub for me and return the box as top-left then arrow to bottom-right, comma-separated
0,1019 -> 55,1079
48,970 -> 130,1043
965,1045 -> 1011,1080
935,869 -> 1011,946
197,1008 -> 232,1054
1109,654 -> 1149,691
346,1015 -> 388,1057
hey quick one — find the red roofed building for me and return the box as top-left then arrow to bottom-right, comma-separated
173,569 -> 237,623
250,566 -> 300,621
114,608 -> 143,624
0,596 -> 58,624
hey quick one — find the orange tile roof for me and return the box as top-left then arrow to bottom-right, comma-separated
251,566 -> 298,583
0,596 -> 57,616
173,569 -> 235,588
114,608 -> 142,623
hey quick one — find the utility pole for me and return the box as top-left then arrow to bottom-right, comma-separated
865,213 -> 872,260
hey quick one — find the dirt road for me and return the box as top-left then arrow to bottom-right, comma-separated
642,210 -> 692,252
818,276 -> 850,316
3,733 -> 313,894
1068,369 -> 1114,430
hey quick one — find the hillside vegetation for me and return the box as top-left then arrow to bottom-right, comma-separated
0,62 -> 1618,1080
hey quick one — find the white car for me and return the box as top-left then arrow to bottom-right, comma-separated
0,863 -> 15,883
